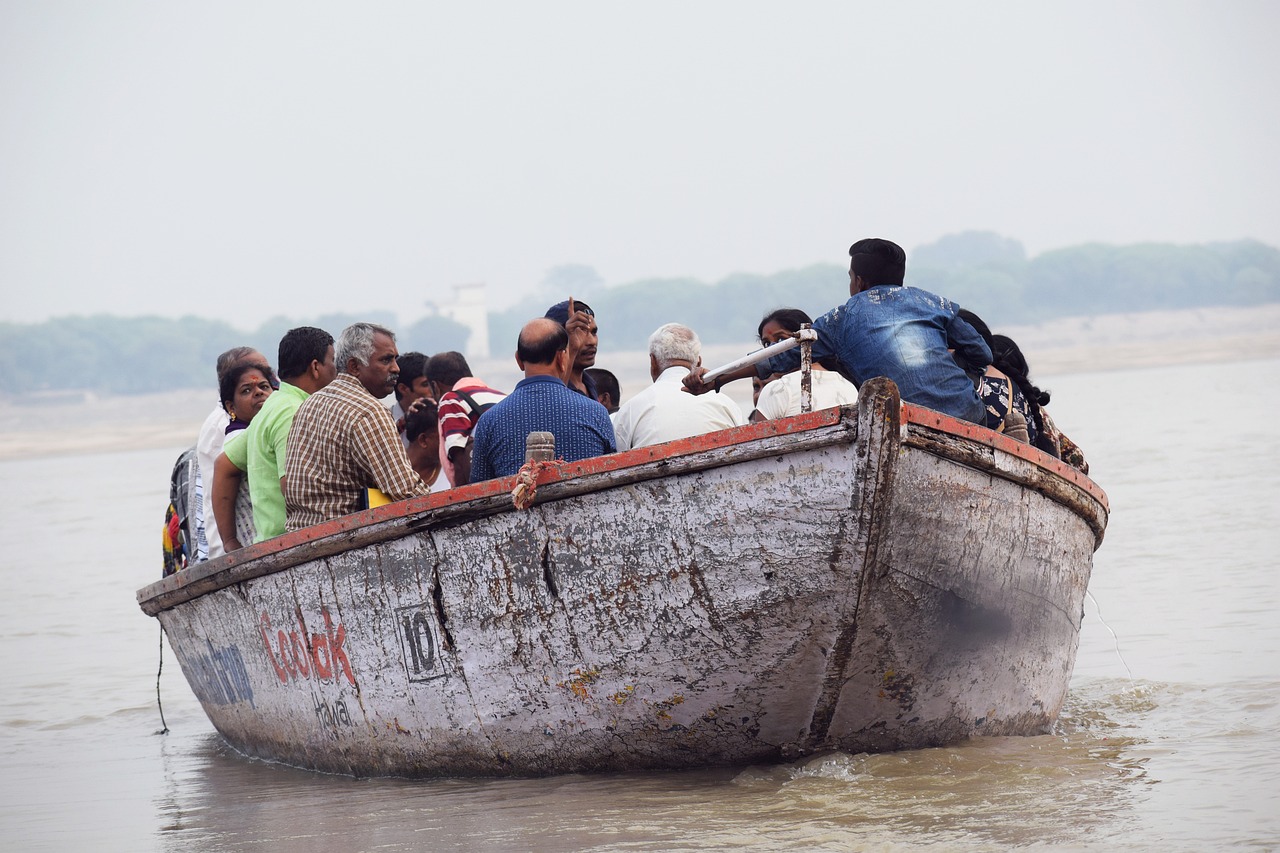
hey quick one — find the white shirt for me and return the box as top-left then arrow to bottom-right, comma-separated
613,366 -> 746,451
754,370 -> 860,420
195,405 -> 231,560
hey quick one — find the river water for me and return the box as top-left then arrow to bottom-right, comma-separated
1,358 -> 1277,851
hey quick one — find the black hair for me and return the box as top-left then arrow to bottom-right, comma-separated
396,352 -> 428,387
219,361 -> 273,409
404,399 -> 439,444
989,333 -> 1052,442
957,309 -> 994,345
277,326 -> 334,381
757,307 -> 813,341
425,351 -> 473,387
517,321 -> 569,365
584,367 -> 620,407
849,238 -> 906,286
757,307 -> 841,372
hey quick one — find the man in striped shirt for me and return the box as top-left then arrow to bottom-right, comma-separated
425,351 -> 506,488
284,323 -> 428,531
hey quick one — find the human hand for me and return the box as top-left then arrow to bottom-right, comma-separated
682,366 -> 712,395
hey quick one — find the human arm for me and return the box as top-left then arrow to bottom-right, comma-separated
449,443 -> 473,487
211,451 -> 245,552
353,411 -> 428,500
681,363 -> 757,396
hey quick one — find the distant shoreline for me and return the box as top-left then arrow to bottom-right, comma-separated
3,304 -> 1277,462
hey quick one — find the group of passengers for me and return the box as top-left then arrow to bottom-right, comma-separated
164,237 -> 1085,572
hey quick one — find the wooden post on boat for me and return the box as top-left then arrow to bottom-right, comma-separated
799,322 -> 813,414
526,431 -> 555,463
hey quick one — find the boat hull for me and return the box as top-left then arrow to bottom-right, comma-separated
140,379 -> 1107,777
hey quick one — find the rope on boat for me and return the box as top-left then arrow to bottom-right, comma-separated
155,623 -> 170,735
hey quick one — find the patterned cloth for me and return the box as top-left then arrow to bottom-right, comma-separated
753,369 -> 860,420
437,378 -> 507,487
284,373 -> 427,530
976,373 -> 1041,447
613,366 -> 745,451
470,374 -> 616,481
224,381 -> 308,542
762,284 -> 990,423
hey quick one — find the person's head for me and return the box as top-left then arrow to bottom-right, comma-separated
757,308 -> 814,346
277,326 -> 337,392
425,351 -> 473,399
516,318 -> 570,378
957,309 -> 995,348
337,322 -> 400,398
756,307 -> 839,372
403,399 -> 441,480
545,299 -> 598,371
215,346 -> 272,386
219,362 -> 274,423
394,351 -> 431,407
584,368 -> 620,413
752,374 -> 769,406
648,323 -> 701,380
848,238 -> 907,293
991,334 -> 1033,382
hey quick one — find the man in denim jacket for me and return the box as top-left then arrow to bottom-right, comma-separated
686,238 -> 991,424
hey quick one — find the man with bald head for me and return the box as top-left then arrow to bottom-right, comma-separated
470,317 -> 616,482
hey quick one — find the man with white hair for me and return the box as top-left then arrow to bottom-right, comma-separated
284,322 -> 428,531
612,323 -> 745,451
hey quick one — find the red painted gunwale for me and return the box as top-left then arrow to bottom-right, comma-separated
139,401 -> 1106,606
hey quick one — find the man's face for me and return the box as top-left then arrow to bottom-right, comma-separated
397,376 -> 433,406
353,332 -> 400,398
573,316 -> 598,370
316,345 -> 339,388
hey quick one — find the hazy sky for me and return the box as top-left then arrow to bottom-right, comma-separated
2,1 -> 1276,326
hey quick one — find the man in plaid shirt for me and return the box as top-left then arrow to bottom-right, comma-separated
284,322 -> 428,531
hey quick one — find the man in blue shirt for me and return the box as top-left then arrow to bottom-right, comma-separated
470,318 -> 617,481
686,238 -> 991,424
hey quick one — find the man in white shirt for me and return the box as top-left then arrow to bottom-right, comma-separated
613,323 -> 745,451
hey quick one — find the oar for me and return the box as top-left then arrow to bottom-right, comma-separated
700,326 -> 818,413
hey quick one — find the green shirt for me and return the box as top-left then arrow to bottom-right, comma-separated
225,381 -> 309,542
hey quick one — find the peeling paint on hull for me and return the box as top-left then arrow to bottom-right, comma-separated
138,379 -> 1109,778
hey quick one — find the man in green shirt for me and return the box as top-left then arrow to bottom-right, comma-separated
213,327 -> 337,550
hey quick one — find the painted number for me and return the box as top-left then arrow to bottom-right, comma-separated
396,604 -> 444,683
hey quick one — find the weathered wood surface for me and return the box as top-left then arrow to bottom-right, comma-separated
141,379 -> 1108,777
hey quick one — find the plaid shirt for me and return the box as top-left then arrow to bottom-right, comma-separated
284,373 -> 427,531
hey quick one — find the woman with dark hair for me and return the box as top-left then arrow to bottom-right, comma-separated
218,362 -> 275,434
991,333 -> 1088,472
217,362 -> 276,545
957,309 -> 1048,448
957,310 -> 1088,472
750,308 -> 859,422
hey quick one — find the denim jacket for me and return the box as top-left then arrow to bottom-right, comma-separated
761,284 -> 991,423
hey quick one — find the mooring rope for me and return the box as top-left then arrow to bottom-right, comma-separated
1086,589 -> 1136,689
155,623 -> 170,735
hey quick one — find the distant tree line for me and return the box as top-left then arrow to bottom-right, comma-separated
0,310 -> 470,395
2,234 -> 1276,396
490,234 -> 1280,351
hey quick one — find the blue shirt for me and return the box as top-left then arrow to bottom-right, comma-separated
470,374 -> 617,481
762,284 -> 991,423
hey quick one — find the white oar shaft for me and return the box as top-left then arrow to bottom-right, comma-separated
701,337 -> 799,385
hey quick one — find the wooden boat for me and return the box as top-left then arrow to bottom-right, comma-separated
137,378 -> 1108,777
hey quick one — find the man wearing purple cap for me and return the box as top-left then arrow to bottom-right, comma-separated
544,299 -> 601,402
